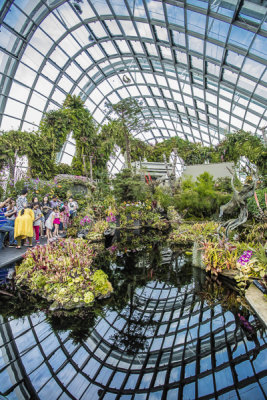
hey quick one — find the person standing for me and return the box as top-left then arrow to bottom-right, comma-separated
5,199 -> 17,227
16,188 -> 28,212
32,203 -> 42,244
68,197 -> 78,219
14,208 -> 34,249
0,198 -> 16,249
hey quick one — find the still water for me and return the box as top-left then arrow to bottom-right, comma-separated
0,241 -> 266,400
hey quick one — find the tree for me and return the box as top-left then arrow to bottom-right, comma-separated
105,98 -> 150,169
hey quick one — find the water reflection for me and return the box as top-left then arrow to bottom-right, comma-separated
0,240 -> 266,399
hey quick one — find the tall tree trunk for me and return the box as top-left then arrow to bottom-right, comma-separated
125,128 -> 131,169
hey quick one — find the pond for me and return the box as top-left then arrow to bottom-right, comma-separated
0,239 -> 267,400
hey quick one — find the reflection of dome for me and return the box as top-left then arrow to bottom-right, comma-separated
0,263 -> 266,399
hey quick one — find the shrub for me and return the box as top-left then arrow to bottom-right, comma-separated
112,169 -> 149,203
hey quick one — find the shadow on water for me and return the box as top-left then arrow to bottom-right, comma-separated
0,231 -> 267,399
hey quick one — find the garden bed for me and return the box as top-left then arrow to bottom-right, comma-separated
15,238 -> 113,311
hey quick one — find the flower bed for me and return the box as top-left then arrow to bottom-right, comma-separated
15,239 -> 113,310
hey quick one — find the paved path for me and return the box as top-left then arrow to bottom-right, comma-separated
0,237 -> 48,268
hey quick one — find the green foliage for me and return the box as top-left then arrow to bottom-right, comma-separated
16,238 -> 113,309
217,130 -> 266,172
247,188 -> 267,220
234,243 -> 267,291
168,221 -> 220,246
154,186 -> 174,210
173,172 -> 231,218
113,169 -> 149,203
105,98 -> 151,168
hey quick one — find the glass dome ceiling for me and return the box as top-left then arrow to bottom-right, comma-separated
0,0 -> 266,168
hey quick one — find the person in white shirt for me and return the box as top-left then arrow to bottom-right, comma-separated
68,197 -> 78,219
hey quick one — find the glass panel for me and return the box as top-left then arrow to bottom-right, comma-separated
128,0 -> 146,18
242,58 -> 265,78
60,35 -> 81,56
226,50 -> 244,68
35,76 -> 53,97
50,46 -> 68,68
250,34 -> 267,59
207,18 -> 230,43
207,62 -> 220,77
187,0 -> 208,9
206,42 -> 223,61
147,1 -> 164,21
191,56 -> 203,70
9,81 -> 30,103
40,13 -> 65,41
155,26 -> 168,42
228,25 -> 254,49
136,22 -> 153,39
4,4 -> 29,34
172,31 -> 186,47
5,98 -> 25,119
166,4 -> 184,26
58,75 -> 73,92
14,63 -> 37,87
0,26 -> 21,54
66,63 -> 82,80
76,53 -> 93,70
56,2 -> 80,29
24,107 -> 43,125
120,20 -> 137,37
223,69 -> 238,84
188,36 -> 204,54
112,0 -> 129,17
237,75 -> 256,92
187,10 -> 206,35
93,0 -> 111,16
211,0 -> 237,18
105,20 -> 122,36
22,45 -> 44,70
161,46 -> 172,60
131,41 -> 144,54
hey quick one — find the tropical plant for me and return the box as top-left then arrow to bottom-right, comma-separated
168,221 -> 220,246
112,168 -> 149,203
173,172 -> 231,219
15,239 -> 113,309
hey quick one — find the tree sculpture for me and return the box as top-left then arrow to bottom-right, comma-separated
218,169 -> 257,238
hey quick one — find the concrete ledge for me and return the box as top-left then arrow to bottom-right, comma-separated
245,284 -> 267,328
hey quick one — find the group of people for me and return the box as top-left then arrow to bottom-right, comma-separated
0,189 -> 78,250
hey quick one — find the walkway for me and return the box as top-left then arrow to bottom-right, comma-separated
0,237 -> 47,269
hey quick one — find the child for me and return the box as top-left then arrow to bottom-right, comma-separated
62,202 -> 70,231
32,203 -> 42,244
45,208 -> 55,241
53,207 -> 61,238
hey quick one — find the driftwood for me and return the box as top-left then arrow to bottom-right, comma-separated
218,170 -> 257,238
